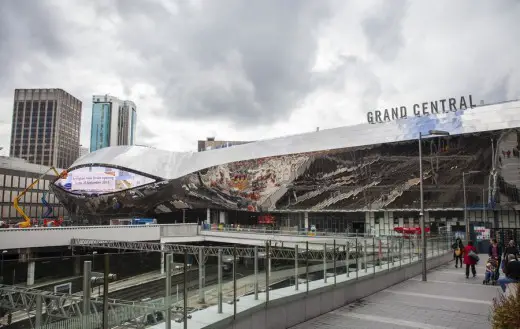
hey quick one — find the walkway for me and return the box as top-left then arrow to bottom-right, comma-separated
291,255 -> 495,329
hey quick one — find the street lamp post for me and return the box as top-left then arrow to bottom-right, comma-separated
463,170 -> 482,242
419,129 -> 450,282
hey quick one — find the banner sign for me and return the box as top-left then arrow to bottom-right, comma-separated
367,94 -> 476,124
71,173 -> 116,192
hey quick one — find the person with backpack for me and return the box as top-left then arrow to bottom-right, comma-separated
502,240 -> 519,269
489,239 -> 502,279
498,254 -> 520,292
463,240 -> 478,279
452,238 -> 464,268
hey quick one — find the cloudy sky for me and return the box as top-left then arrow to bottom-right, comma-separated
0,0 -> 519,156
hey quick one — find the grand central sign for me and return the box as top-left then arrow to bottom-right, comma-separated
367,94 -> 476,124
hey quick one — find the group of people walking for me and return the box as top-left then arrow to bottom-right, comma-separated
452,238 -> 520,292
452,238 -> 478,278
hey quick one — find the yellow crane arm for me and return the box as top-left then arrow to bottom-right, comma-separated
13,166 -> 64,226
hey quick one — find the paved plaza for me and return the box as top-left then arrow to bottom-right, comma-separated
291,255 -> 497,329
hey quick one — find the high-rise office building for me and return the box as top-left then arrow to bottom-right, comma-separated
9,88 -> 82,168
90,94 -> 137,152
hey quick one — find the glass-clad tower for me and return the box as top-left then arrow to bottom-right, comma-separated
90,95 -> 137,152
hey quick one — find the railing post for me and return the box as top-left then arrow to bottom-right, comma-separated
323,243 -> 327,283
254,246 -> 259,300
165,253 -> 173,329
217,249 -> 223,313
183,250 -> 188,329
346,241 -> 350,277
306,241 -> 309,293
408,237 -> 412,263
102,254 -> 109,329
198,248 -> 205,303
364,239 -> 367,273
295,245 -> 299,291
333,240 -> 336,285
233,245 -> 237,319
387,236 -> 390,271
266,241 -> 270,303
373,237 -> 376,275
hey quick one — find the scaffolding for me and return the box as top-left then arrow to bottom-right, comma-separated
0,284 -> 182,329
70,238 -> 364,261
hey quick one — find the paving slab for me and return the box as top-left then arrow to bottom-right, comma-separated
291,255 -> 497,329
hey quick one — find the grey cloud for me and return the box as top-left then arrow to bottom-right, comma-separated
482,75 -> 510,105
107,0 -> 333,125
315,56 -> 383,112
362,0 -> 409,62
0,1 -> 69,91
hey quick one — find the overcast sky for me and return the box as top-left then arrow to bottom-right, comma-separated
0,0 -> 519,155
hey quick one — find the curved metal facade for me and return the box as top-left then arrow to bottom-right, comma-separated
52,100 -> 520,219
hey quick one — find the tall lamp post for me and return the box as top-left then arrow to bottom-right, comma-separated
419,129 -> 450,282
463,170 -> 482,242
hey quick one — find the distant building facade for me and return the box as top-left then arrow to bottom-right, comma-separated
79,146 -> 89,159
9,88 -> 82,168
197,137 -> 252,152
0,157 -> 67,223
90,94 -> 137,152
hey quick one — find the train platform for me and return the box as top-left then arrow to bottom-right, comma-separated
291,255 -> 495,329
8,265 -> 187,325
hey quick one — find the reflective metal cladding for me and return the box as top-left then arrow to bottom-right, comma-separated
52,100 -> 520,217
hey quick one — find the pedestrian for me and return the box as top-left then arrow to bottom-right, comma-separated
463,240 -> 478,279
489,238 -> 502,279
497,254 -> 520,293
503,240 -> 519,268
452,238 -> 464,268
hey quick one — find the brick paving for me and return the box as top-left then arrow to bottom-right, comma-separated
291,255 -> 497,329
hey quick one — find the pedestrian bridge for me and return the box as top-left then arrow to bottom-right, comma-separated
0,224 -> 379,250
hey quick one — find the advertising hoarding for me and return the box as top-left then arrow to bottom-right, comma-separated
71,173 -> 116,192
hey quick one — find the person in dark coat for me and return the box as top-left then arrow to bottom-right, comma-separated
452,238 -> 464,268
503,240 -> 519,268
488,239 -> 502,279
463,240 -> 478,279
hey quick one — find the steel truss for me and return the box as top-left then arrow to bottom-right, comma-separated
70,238 -> 363,261
0,284 -> 183,329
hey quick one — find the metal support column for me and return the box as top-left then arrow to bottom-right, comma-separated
217,249 -> 223,313
295,245 -> 299,290
165,254 -> 173,329
35,295 -> 42,328
160,243 -> 165,275
82,261 -> 92,315
198,248 -> 205,303
254,246 -> 258,300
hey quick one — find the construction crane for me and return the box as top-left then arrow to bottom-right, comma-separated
13,167 -> 67,228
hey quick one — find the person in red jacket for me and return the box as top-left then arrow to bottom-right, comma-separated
463,240 -> 478,278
